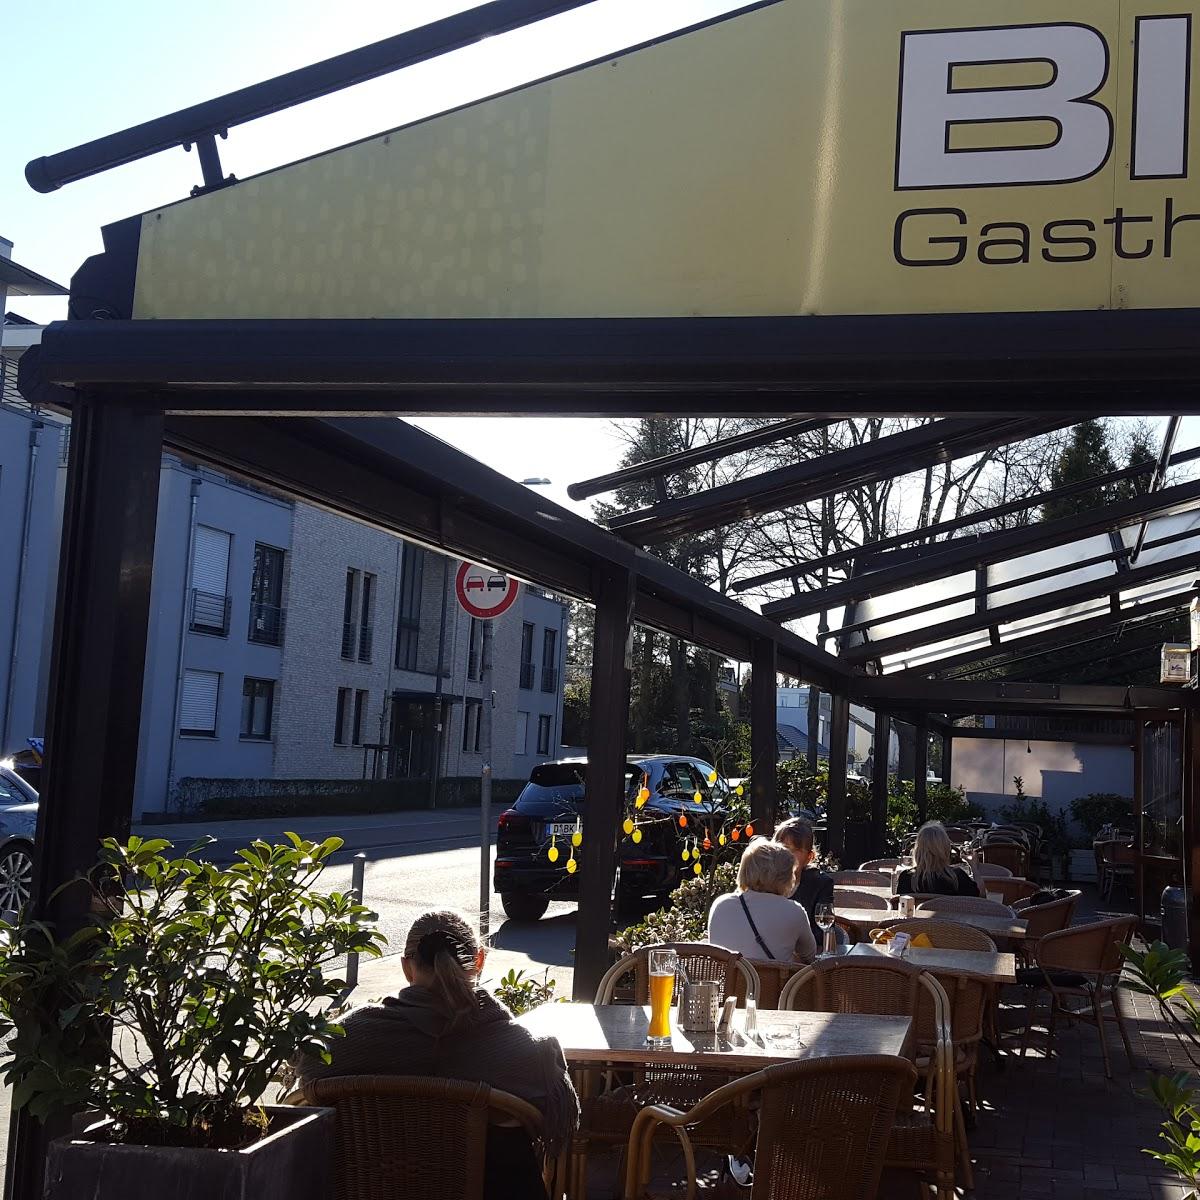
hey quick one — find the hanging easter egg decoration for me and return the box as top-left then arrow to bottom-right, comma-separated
632,828 -> 643,844
636,787 -> 650,808
547,834 -> 559,864
623,817 -> 634,836
718,833 -> 727,846
681,844 -> 690,863
692,791 -> 703,805
693,861 -> 702,875
735,784 -> 744,797
566,852 -> 577,875
703,836 -> 712,851
708,770 -> 718,784
746,823 -> 755,837
731,827 -> 741,842
678,814 -> 688,828
571,819 -> 582,848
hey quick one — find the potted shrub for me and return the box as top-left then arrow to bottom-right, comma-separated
0,833 -> 384,1199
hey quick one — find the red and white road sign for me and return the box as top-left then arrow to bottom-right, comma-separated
454,561 -> 520,619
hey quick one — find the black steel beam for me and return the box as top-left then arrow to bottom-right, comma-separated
914,715 -> 929,825
872,710 -> 890,857
1013,630 -> 1181,684
899,588 -> 1193,678
25,312 -> 1200,415
764,475 -> 1200,621
609,417 -> 1072,545
734,445 -> 1200,593
842,549 -> 1200,666
5,395 -> 164,1200
574,561 -> 634,1001
1131,417 -> 1183,566
750,639 -> 778,832
566,418 -> 836,502
807,688 -> 821,769
853,677 -> 1188,716
25,1 -> 606,192
826,694 -> 851,863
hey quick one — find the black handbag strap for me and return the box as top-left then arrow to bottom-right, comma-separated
738,893 -> 775,961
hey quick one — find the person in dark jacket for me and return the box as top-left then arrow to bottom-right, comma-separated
895,821 -> 980,897
775,817 -> 836,946
295,910 -> 578,1200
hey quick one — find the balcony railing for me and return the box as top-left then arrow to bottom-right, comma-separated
519,661 -> 535,690
248,601 -> 286,646
358,624 -> 373,662
190,589 -> 230,636
541,666 -> 559,693
341,621 -> 357,660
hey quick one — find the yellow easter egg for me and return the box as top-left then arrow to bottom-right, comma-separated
681,848 -> 689,863
735,784 -> 744,796
571,831 -> 582,847
707,771 -> 717,784
632,829 -> 643,844
566,857 -> 577,874
719,834 -> 727,846
637,787 -> 650,805
693,862 -> 702,875
623,818 -> 634,836
547,845 -> 559,863
693,791 -> 702,805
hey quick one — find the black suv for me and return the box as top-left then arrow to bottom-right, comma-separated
494,754 -> 732,921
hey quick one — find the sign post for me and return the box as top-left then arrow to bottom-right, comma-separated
454,562 -> 520,942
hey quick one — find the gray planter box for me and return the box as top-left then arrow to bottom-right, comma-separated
45,1105 -> 332,1200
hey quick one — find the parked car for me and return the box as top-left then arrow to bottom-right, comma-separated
494,754 -> 732,921
0,766 -> 37,914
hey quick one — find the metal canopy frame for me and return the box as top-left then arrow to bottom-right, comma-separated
607,416 -> 1075,544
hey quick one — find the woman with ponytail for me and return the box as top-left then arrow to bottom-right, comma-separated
296,910 -> 577,1198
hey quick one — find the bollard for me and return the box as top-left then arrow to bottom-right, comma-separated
345,851 -> 367,990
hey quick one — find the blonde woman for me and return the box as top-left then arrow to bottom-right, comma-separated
895,821 -> 980,896
296,910 -> 578,1199
707,837 -> 817,962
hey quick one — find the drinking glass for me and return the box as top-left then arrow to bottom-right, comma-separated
815,902 -> 835,954
647,948 -> 678,1047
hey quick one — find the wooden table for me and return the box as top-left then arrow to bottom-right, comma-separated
848,942 -> 1017,984
517,1003 -> 913,1071
835,907 -> 1029,941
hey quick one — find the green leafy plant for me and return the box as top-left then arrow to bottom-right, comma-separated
1070,794 -> 1134,839
617,861 -> 738,953
493,968 -> 560,1017
0,834 -> 385,1148
1121,941 -> 1200,1196
886,780 -> 980,848
998,793 -> 1070,858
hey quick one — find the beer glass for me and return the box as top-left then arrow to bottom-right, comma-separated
647,948 -> 678,1047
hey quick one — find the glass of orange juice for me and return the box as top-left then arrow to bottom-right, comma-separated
647,948 -> 678,1048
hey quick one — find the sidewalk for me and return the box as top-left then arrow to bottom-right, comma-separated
132,803 -> 508,860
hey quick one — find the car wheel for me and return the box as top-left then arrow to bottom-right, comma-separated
500,893 -> 550,922
0,842 -> 33,914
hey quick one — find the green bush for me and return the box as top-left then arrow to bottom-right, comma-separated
617,862 -> 738,953
1070,793 -> 1134,839
0,835 -> 384,1147
886,780 -> 980,848
493,968 -> 560,1016
999,792 -> 1071,854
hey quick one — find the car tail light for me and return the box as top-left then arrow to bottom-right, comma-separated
498,810 -> 530,833
622,858 -> 658,868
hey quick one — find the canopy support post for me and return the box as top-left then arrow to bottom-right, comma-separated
872,709 -> 890,858
827,692 -> 850,864
572,563 -> 634,1001
750,640 -> 778,833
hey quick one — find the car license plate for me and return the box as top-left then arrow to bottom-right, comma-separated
547,822 -> 577,837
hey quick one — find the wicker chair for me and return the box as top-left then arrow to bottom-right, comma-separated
869,916 -> 997,953
623,1055 -> 918,1200
859,858 -> 904,871
735,959 -> 805,1009
305,1075 -> 546,1200
972,863 -> 1013,879
977,841 -> 1029,877
1017,915 -> 1138,1078
833,870 -> 894,887
582,944 -> 761,1196
834,887 -> 892,910
917,896 -> 1015,918
779,957 -> 963,1198
982,878 -> 1039,907
1096,840 -> 1136,903
1012,891 -> 1080,966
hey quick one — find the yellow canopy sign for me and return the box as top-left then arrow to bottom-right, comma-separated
131,0 -> 1200,321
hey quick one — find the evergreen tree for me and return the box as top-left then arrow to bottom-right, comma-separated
1040,420 -> 1119,521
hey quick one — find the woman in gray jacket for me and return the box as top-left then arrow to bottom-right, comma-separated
297,910 -> 578,1199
